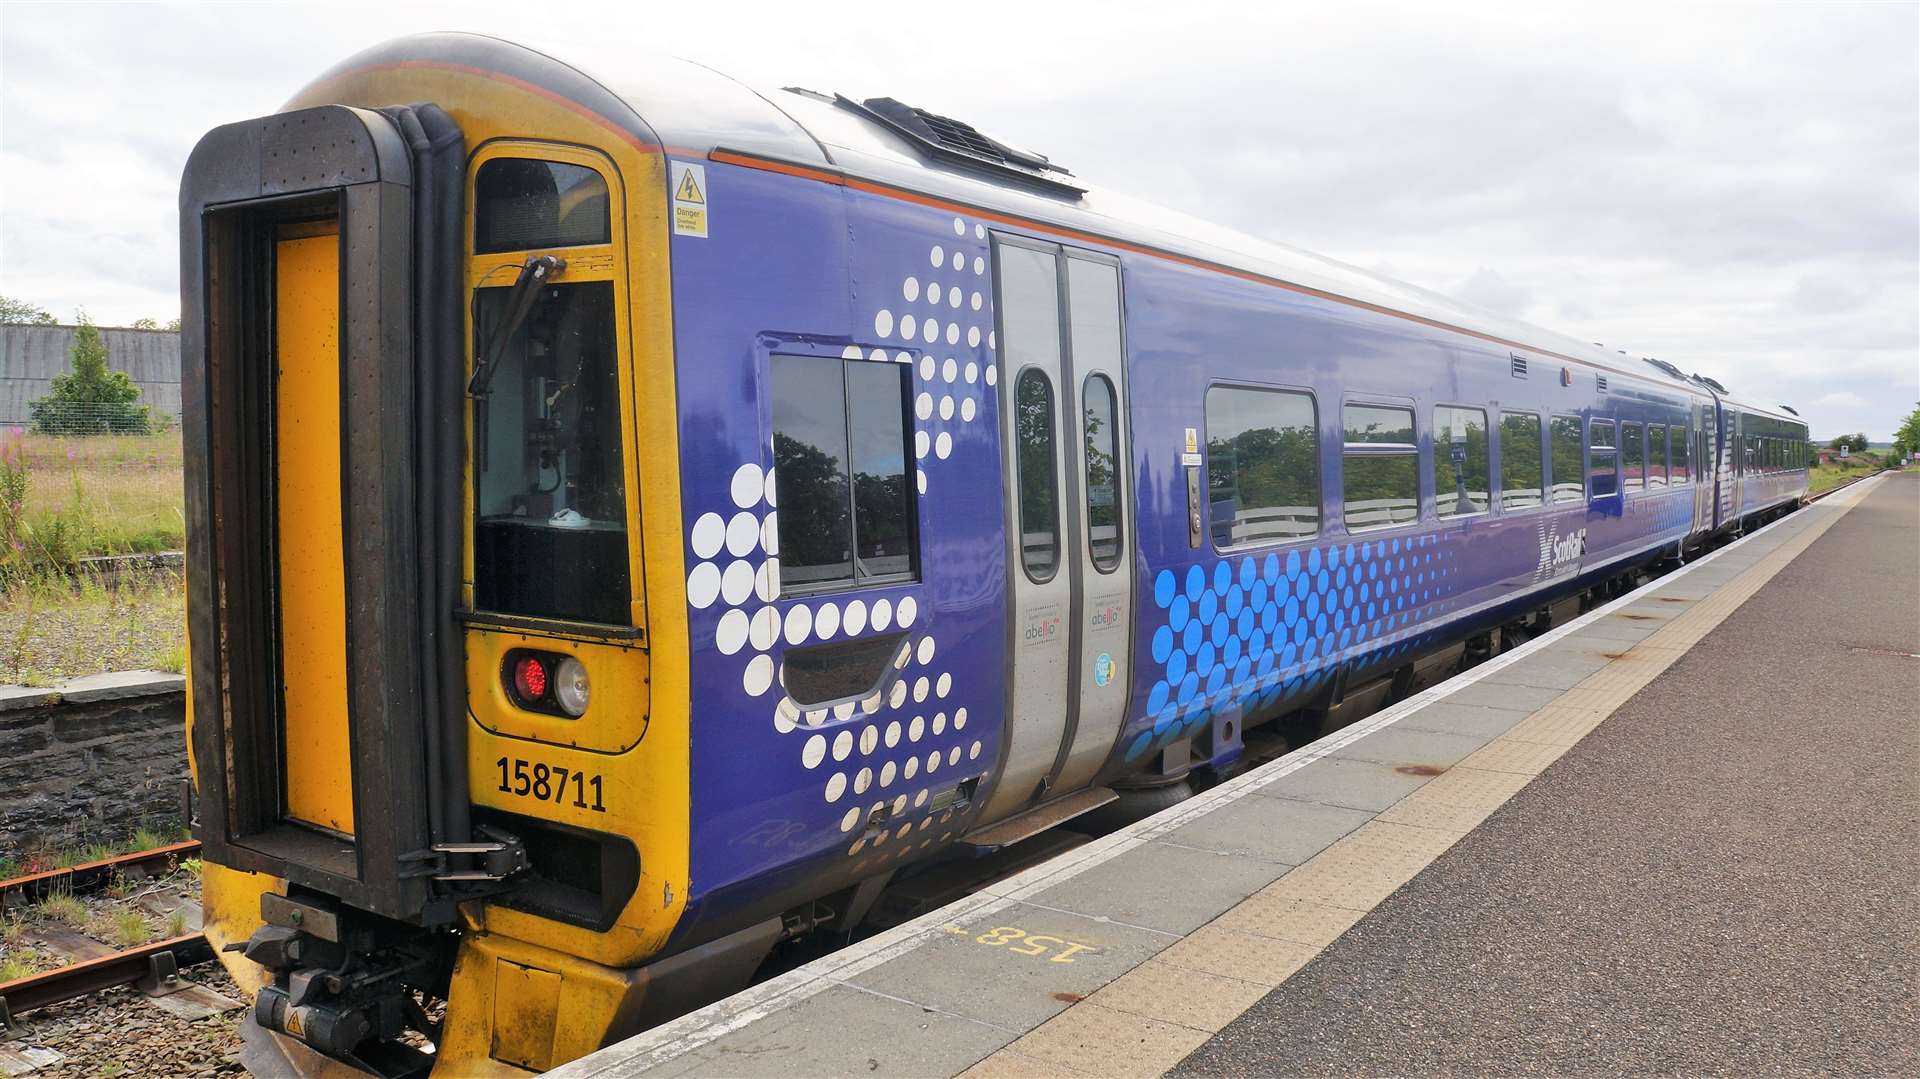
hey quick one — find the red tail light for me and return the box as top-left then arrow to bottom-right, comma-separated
512,656 -> 548,701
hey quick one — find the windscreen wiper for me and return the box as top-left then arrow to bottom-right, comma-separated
467,254 -> 565,398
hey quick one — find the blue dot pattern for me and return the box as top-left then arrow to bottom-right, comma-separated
1129,533 -> 1461,763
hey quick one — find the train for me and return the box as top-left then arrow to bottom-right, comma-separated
177,32 -> 1809,1076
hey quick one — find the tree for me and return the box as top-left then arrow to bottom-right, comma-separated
128,318 -> 159,330
28,316 -> 151,434
0,296 -> 56,325
1893,402 -> 1920,462
1828,432 -> 1868,454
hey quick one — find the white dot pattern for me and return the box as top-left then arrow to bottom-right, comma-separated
682,211 -> 1003,865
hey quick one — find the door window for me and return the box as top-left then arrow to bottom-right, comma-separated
1082,374 -> 1123,571
1015,370 -> 1060,581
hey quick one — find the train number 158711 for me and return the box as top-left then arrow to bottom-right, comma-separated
494,756 -> 606,813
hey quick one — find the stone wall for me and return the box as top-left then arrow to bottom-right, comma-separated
0,671 -> 187,856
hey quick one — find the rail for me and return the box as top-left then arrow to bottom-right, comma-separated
0,933 -> 213,1024
0,841 -> 201,906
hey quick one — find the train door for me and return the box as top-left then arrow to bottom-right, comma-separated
1691,401 -> 1714,533
980,236 -> 1134,824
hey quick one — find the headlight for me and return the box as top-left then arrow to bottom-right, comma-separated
554,656 -> 591,717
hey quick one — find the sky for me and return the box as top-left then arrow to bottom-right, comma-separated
2,1 -> 1915,440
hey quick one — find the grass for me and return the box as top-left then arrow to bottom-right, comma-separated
0,431 -> 184,684
37,892 -> 88,927
4,431 -> 183,571
97,909 -> 152,947
6,825 -> 193,877
1808,453 -> 1889,494
164,908 -> 188,938
0,950 -> 43,982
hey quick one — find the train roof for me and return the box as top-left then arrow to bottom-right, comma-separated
299,33 -> 1803,425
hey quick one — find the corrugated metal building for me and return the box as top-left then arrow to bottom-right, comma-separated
0,324 -> 182,426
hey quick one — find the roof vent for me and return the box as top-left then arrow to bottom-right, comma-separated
1691,373 -> 1728,394
837,95 -> 1085,197
1509,354 -> 1528,378
1597,375 -> 1609,393
1780,405 -> 1799,416
1644,357 -> 1687,380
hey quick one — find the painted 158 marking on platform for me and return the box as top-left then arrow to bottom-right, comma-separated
947,924 -> 1100,963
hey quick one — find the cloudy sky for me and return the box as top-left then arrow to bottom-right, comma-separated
3,1 -> 1914,439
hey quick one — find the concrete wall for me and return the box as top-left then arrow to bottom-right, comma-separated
0,325 -> 182,426
0,672 -> 187,855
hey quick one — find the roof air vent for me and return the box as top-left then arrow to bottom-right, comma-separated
1644,357 -> 1687,380
1597,375 -> 1609,393
837,95 -> 1085,197
1780,405 -> 1799,416
1509,354 -> 1528,378
1691,373 -> 1729,394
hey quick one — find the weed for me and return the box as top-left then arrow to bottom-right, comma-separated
104,870 -> 135,899
104,909 -> 151,947
0,854 -> 19,878
2,914 -> 25,945
129,826 -> 177,853
0,951 -> 43,982
164,908 -> 188,938
179,857 -> 203,880
37,892 -> 87,927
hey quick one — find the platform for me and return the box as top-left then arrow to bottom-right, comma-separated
551,472 -> 1916,1079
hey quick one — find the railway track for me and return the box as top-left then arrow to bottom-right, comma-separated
0,840 -> 229,1032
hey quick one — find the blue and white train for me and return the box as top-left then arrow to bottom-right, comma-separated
184,34 -> 1810,1073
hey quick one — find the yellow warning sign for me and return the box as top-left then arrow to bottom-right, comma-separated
671,161 -> 709,238
1184,427 -> 1199,454
675,168 -> 705,204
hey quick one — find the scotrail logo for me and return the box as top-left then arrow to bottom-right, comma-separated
1534,525 -> 1586,581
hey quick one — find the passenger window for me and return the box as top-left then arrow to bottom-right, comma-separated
1082,374 -> 1122,571
473,281 -> 629,625
771,354 -> 917,593
1343,404 -> 1417,531
1206,387 -> 1319,548
475,158 -> 611,255
1499,412 -> 1544,510
1433,406 -> 1489,518
1648,424 -> 1667,487
1622,421 -> 1644,493
1548,415 -> 1584,503
1015,369 -> 1060,581
1589,419 -> 1618,497
1671,425 -> 1689,485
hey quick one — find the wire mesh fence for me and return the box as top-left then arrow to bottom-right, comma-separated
12,401 -> 177,437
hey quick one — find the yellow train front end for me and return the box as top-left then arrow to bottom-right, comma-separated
180,35 -> 695,1075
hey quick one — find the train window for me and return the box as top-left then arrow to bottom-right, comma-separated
1621,421 -> 1644,493
1015,369 -> 1061,580
1648,424 -> 1667,487
771,354 -> 917,593
475,158 -> 611,255
1588,418 -> 1618,497
1548,415 -> 1584,502
1499,412 -> 1544,509
1433,406 -> 1489,518
1671,425 -> 1689,485
1206,387 -> 1319,548
473,281 -> 630,625
1343,404 -> 1417,531
1082,374 -> 1123,571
